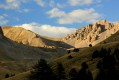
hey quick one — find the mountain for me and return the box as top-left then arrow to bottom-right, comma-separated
62,20 -> 119,48
3,20 -> 119,49
2,26 -> 73,48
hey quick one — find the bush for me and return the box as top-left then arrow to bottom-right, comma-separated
92,50 -> 100,58
68,55 -> 73,59
5,74 -> 9,78
73,48 -> 79,52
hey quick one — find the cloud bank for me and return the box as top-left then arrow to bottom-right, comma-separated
15,23 -> 76,38
47,8 -> 101,24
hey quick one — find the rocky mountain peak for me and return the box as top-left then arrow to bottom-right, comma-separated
62,20 -> 119,48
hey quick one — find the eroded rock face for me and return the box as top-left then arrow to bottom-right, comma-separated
62,20 -> 119,48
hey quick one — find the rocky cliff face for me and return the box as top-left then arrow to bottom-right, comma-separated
62,20 -> 119,48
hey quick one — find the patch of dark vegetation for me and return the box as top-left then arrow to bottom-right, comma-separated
5,74 -> 9,78
29,59 -> 93,80
67,48 -> 80,54
29,59 -> 57,80
5,73 -> 15,79
72,48 -> 79,52
92,47 -> 112,59
67,55 -> 73,59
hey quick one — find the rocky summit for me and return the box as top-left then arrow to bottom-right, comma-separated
62,20 -> 119,48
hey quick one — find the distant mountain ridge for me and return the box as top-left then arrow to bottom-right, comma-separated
62,20 -> 119,48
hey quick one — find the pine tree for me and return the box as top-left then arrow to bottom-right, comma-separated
56,63 -> 66,80
100,48 -> 107,58
92,50 -> 99,58
69,68 -> 77,80
29,59 -> 56,80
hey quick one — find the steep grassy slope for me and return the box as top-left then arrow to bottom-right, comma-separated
50,42 -> 119,79
0,37 -> 69,80
48,31 -> 119,79
4,41 -> 119,80
5,42 -> 119,80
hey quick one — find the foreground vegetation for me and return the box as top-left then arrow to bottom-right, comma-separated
4,47 -> 119,80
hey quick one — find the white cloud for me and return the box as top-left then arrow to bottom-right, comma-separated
0,0 -> 29,12
47,8 -> 101,24
14,23 -> 76,38
69,0 -> 93,6
35,0 -> 45,7
47,8 -> 65,18
19,9 -> 29,13
0,16 -> 9,25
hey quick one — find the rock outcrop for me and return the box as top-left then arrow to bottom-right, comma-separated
62,20 -> 119,48
0,26 -> 4,38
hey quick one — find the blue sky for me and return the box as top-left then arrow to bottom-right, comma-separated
0,0 -> 119,37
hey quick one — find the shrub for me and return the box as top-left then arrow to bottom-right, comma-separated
92,50 -> 100,58
68,55 -> 73,59
5,74 -> 9,78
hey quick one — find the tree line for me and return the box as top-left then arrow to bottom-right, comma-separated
29,59 -> 93,80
